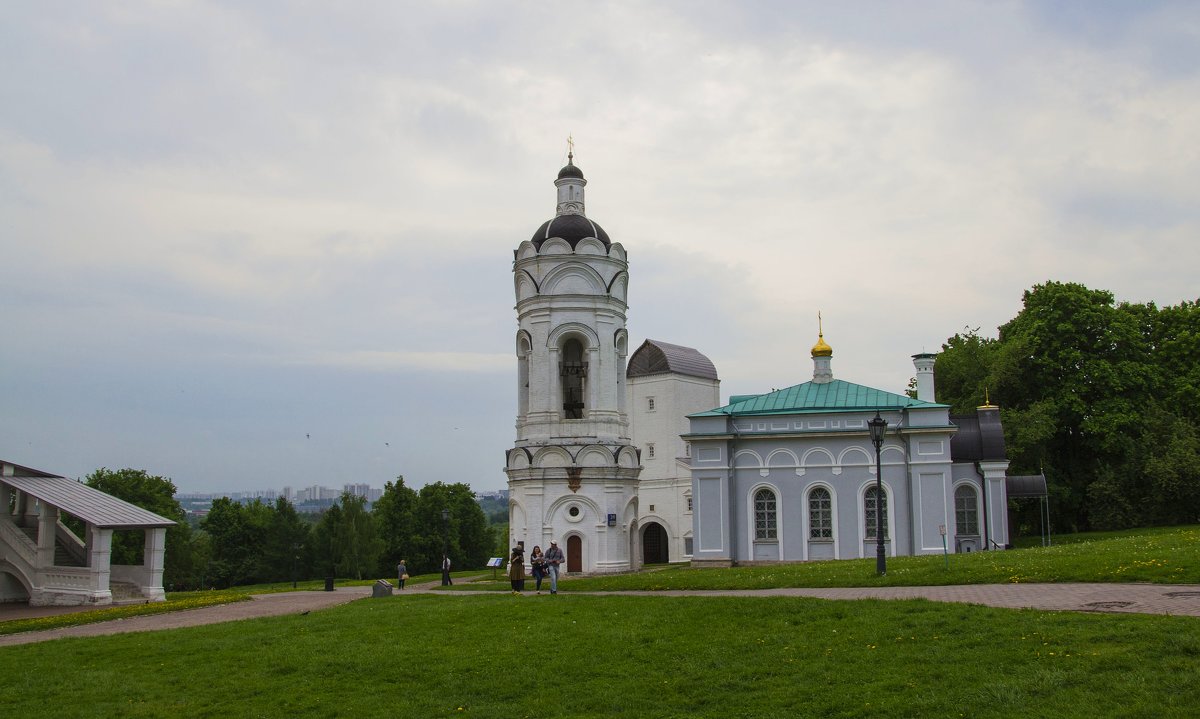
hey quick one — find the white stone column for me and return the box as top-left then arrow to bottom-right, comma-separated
37,503 -> 57,567
142,527 -> 167,601
88,525 -> 113,594
978,460 -> 1010,549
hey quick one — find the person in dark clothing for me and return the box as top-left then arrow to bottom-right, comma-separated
529,545 -> 547,594
508,546 -> 525,593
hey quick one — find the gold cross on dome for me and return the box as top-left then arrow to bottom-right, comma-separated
567,134 -> 575,158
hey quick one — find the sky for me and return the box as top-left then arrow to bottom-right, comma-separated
2,2 -> 1198,495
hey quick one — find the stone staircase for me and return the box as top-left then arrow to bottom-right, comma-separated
110,581 -> 147,604
20,525 -> 86,567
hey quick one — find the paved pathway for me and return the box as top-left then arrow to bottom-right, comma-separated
595,583 -> 1200,617
2,581 -> 1196,647
0,586 -> 372,647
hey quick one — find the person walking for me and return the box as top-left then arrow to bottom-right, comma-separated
544,539 -> 565,595
441,555 -> 452,586
508,546 -> 526,594
529,545 -> 546,594
397,559 -> 408,590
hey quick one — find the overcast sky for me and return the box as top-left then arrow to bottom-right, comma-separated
3,2 -> 1197,495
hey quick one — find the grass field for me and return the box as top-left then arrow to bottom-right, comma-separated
542,524 -> 1200,592
1,593 -> 1196,718
0,573 -> 454,637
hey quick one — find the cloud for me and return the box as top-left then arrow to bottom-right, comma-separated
2,2 -> 1198,492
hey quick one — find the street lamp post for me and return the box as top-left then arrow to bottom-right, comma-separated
441,508 -> 450,586
868,411 -> 888,576
291,543 -> 303,589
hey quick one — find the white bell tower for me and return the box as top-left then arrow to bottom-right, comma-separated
505,149 -> 641,573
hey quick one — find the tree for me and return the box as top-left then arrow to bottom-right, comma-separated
314,493 -> 383,580
373,476 -> 418,577
410,482 -> 492,574
85,468 -> 196,589
262,497 -> 312,584
201,497 -> 254,588
933,327 -> 996,413
934,282 -> 1200,531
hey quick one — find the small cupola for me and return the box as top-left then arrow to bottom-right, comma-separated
555,148 -> 587,217
811,313 -> 833,384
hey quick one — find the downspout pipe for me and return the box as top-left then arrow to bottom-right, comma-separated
977,461 -> 991,550
726,409 -> 739,566
896,408 -> 914,557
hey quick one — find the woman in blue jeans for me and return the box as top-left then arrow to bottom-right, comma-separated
530,545 -> 547,594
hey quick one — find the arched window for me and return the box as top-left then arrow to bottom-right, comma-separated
809,487 -> 832,539
754,488 -> 777,541
517,335 -> 531,417
864,486 -> 888,540
955,485 -> 979,535
560,338 -> 587,419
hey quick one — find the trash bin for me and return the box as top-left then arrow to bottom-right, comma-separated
324,576 -> 335,592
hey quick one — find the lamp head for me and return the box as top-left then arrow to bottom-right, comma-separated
868,411 -> 888,448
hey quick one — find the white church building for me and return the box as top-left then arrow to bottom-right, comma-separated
507,153 -> 1013,572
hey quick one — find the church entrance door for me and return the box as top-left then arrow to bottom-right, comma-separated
567,535 -> 582,573
642,522 -> 669,564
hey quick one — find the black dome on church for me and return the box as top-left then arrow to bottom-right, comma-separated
557,163 -> 585,180
531,214 -> 611,250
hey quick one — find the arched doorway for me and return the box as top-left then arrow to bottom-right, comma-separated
566,535 -> 583,573
642,522 -> 669,565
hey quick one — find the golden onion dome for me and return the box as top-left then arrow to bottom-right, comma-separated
811,331 -> 832,358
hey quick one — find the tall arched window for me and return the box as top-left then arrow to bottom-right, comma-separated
517,335 -> 531,417
955,485 -> 979,535
809,487 -> 832,539
754,488 -> 777,541
864,486 -> 888,540
560,338 -> 587,419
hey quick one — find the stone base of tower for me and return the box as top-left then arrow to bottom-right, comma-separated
505,444 -> 642,574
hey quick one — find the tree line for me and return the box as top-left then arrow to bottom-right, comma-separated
933,281 -> 1199,533
86,468 -> 500,590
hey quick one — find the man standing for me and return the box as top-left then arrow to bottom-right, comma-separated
544,540 -> 565,595
441,554 -> 452,586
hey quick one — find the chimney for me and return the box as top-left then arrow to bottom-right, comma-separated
912,353 -> 936,402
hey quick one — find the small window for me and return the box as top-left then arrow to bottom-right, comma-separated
649,504 -> 655,512
686,495 -> 693,513
809,487 -> 832,539
568,506 -> 580,518
647,443 -> 655,459
684,442 -> 691,458
754,488 -> 777,540
647,397 -> 656,411
865,486 -> 889,540
684,537 -> 694,555
955,485 -> 979,535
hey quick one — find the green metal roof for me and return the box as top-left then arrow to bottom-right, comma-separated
691,379 -> 945,417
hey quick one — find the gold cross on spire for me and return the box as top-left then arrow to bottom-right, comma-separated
567,134 -> 574,161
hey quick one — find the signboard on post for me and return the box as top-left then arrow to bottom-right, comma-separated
938,526 -> 949,568
487,556 -> 503,580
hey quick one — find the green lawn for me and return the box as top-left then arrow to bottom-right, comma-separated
0,594 -> 1196,718
545,524 -> 1200,592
